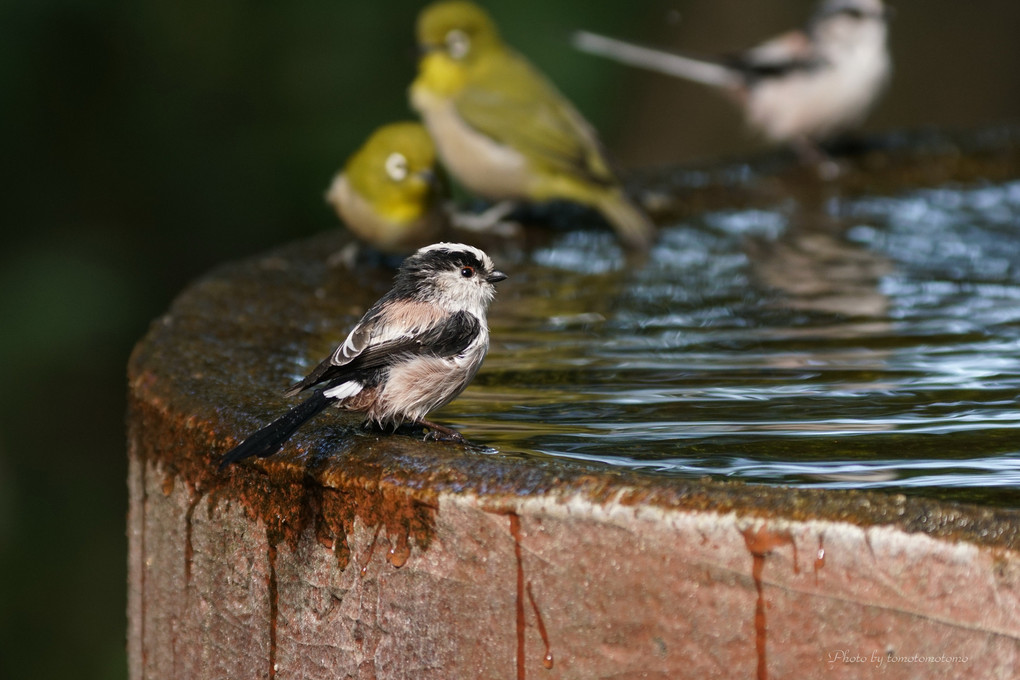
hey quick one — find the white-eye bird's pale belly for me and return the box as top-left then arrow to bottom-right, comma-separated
411,89 -> 530,199
327,174 -> 386,241
326,174 -> 442,253
746,42 -> 889,143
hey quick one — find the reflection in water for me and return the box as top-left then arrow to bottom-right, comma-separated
745,203 -> 893,318
444,180 -> 1020,505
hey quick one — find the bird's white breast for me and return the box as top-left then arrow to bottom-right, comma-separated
370,328 -> 490,425
327,174 -> 384,240
411,88 -> 530,199
746,27 -> 889,142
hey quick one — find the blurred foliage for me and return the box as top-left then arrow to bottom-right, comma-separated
0,0 -> 1017,677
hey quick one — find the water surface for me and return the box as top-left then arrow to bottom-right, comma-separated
445,179 -> 1020,505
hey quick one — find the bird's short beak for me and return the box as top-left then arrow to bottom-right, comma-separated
417,168 -> 438,187
487,270 -> 508,284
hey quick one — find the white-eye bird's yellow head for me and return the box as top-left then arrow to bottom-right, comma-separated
341,121 -> 438,225
417,1 -> 502,61
327,122 -> 446,254
415,1 -> 504,94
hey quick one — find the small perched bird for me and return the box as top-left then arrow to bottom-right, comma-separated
574,0 -> 891,159
219,243 -> 506,467
326,121 -> 446,255
410,0 -> 655,250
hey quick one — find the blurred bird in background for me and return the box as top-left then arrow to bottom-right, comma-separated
326,121 -> 448,257
574,0 -> 891,172
410,0 -> 656,250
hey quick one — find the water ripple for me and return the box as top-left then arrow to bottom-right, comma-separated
452,179 -> 1020,503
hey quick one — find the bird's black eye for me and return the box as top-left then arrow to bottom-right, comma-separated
460,266 -> 475,278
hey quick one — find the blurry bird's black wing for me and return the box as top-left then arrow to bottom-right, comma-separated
725,30 -> 826,83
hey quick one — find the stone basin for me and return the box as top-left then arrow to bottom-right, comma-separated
127,128 -> 1020,679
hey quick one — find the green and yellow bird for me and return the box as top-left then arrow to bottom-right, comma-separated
326,121 -> 446,255
410,0 -> 655,250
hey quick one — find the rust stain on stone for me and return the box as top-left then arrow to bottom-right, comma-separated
314,465 -> 438,575
128,383 -> 440,581
504,512 -> 554,676
267,541 -> 279,680
509,512 -> 526,680
314,513 -> 336,551
526,581 -> 553,670
741,526 -> 797,680
183,491 -> 202,585
387,528 -> 411,568
360,524 -> 383,576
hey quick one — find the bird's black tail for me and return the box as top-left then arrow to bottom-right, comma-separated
218,390 -> 331,469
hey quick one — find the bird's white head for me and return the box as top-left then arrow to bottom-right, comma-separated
811,0 -> 888,49
396,242 -> 507,314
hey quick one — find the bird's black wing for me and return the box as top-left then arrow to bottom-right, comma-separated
285,310 -> 383,396
728,54 -> 826,82
724,31 -> 826,83
287,310 -> 482,395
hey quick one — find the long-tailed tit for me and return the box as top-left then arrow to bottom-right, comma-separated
219,242 -> 506,467
574,0 -> 891,159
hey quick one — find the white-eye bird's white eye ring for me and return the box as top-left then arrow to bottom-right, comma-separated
445,29 -> 470,59
384,152 -> 409,182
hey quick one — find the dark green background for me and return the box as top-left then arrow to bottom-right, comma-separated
1,1 -> 1017,677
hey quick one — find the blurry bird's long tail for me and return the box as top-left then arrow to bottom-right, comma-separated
573,31 -> 741,89
595,188 -> 656,251
219,390 -> 330,468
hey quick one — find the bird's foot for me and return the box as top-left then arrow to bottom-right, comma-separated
418,419 -> 468,443
450,200 -> 521,236
327,242 -> 362,269
815,158 -> 843,181
792,137 -> 844,181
